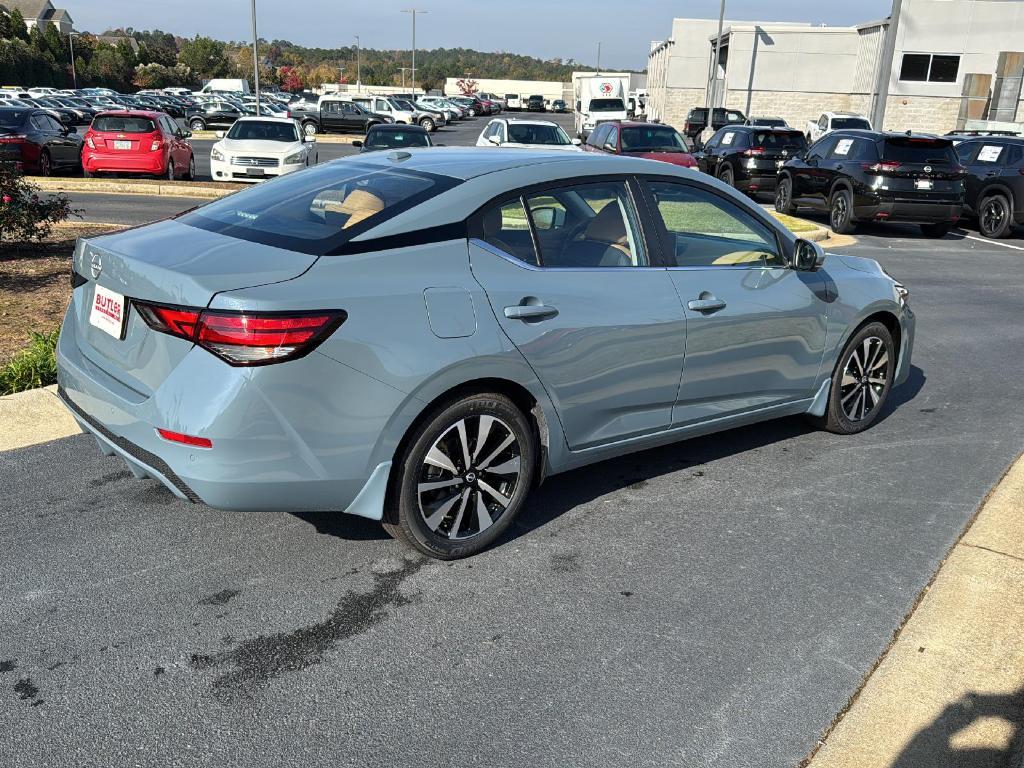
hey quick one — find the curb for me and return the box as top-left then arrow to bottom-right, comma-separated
34,178 -> 242,199
188,130 -> 361,145
0,384 -> 81,452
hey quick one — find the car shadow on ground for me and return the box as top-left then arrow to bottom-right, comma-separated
889,686 -> 1024,768
296,364 -> 926,546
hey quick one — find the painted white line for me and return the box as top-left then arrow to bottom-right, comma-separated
955,231 -> 1024,251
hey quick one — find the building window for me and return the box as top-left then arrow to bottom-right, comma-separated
899,53 -> 960,83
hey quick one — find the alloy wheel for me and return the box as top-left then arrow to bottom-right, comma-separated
416,415 -> 523,541
776,180 -> 791,212
839,336 -> 889,422
981,198 -> 1006,237
38,151 -> 51,177
831,194 -> 849,231
304,122 -> 316,136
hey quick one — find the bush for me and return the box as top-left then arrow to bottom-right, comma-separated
0,164 -> 75,244
0,328 -> 59,395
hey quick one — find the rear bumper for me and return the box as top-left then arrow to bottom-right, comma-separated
853,195 -> 963,224
210,158 -> 301,182
55,304 -> 407,517
82,151 -> 166,175
735,170 -> 780,192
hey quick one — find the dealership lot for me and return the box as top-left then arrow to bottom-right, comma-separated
2,220 -> 1022,766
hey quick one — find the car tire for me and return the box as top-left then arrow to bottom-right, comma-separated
920,222 -> 950,238
775,176 -> 797,215
165,158 -> 176,181
829,188 -> 857,234
184,154 -> 195,181
420,117 -> 435,132
82,165 -> 93,178
37,149 -> 51,177
811,321 -> 895,435
468,108 -> 477,118
189,118 -> 205,132
719,165 -> 734,188
383,392 -> 537,560
978,194 -> 1012,239
303,121 -> 317,136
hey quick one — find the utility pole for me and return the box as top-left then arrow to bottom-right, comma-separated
401,9 -> 427,95
355,35 -> 361,92
250,0 -> 260,112
707,0 -> 726,109
68,32 -> 79,89
399,67 -> 410,90
871,0 -> 903,131
596,42 -> 601,75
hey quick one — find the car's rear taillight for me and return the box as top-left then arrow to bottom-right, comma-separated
150,140 -> 162,151
84,135 -> 95,148
134,302 -> 346,366
743,147 -> 765,156
862,160 -> 901,173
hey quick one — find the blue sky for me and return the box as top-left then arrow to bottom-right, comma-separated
70,0 -> 894,70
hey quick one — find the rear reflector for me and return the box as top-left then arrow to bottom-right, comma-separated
157,429 -> 212,448
134,302 -> 346,366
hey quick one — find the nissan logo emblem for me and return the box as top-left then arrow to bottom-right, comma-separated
89,252 -> 102,279
924,165 -> 932,173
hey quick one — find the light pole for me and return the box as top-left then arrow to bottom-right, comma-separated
355,35 -> 361,92
596,42 -> 601,75
67,32 -> 79,89
401,9 -> 427,96
250,0 -> 260,112
399,67 -> 410,90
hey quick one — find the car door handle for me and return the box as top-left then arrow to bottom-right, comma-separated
985,171 -> 999,177
687,297 -> 727,313
504,303 -> 558,321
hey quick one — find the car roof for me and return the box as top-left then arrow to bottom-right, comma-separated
496,118 -> 561,127
830,129 -> 949,140
93,109 -> 165,119
233,115 -> 297,124
369,123 -> 427,133
824,111 -> 866,117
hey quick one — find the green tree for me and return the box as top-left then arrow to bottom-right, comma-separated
178,36 -> 234,80
8,8 -> 28,42
0,11 -> 12,40
43,21 -> 65,61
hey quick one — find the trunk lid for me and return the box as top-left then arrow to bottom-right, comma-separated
869,137 -> 964,198
72,219 -> 318,395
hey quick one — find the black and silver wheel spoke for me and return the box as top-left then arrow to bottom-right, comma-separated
417,414 -> 523,541
840,335 -> 889,422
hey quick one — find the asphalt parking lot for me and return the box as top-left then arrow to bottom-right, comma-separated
3,194 -> 1023,767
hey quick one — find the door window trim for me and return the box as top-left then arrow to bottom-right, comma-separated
635,175 -> 789,271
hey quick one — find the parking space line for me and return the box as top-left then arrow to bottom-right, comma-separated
955,231 -> 1024,252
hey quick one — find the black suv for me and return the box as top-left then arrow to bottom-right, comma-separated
526,95 -> 545,112
776,130 -> 965,237
683,106 -> 746,145
953,137 -> 1024,238
696,125 -> 806,194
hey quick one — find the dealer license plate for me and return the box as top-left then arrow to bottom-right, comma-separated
245,167 -> 265,176
89,284 -> 127,339
113,140 -> 131,150
915,179 -> 933,190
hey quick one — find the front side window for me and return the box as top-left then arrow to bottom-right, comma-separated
645,180 -> 783,268
808,136 -> 838,160
180,162 -> 459,255
620,126 -> 686,152
604,126 -> 619,149
507,123 -> 571,145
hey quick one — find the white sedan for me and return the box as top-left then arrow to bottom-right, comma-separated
210,116 -> 316,183
476,118 -> 582,151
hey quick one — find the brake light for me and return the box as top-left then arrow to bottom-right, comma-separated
150,140 -> 162,151
134,302 -> 346,366
0,135 -> 26,143
862,160 -> 901,173
85,135 -> 95,148
157,429 -> 212,449
743,147 -> 766,156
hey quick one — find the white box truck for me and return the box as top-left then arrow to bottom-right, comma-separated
574,76 -> 629,139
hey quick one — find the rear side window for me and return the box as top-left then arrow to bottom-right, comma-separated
883,138 -> 957,165
180,162 -> 460,255
831,117 -> 871,130
92,116 -> 156,133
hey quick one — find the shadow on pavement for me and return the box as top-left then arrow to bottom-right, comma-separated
891,687 -> 1024,768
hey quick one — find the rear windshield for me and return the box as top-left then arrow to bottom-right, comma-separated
507,123 -> 571,145
832,117 -> 871,130
752,131 -> 807,150
590,99 -> 624,112
92,115 -> 156,133
0,110 -> 27,128
620,126 -> 686,152
883,138 -> 957,165
226,120 -> 298,142
179,161 -> 460,255
365,130 -> 430,149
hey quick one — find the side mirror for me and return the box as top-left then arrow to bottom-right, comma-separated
352,140 -> 363,148
571,138 -> 581,145
604,142 -> 616,152
530,206 -> 565,231
792,239 -> 826,272
303,134 -> 316,143
180,130 -> 192,139
215,130 -> 225,138
488,134 -> 501,145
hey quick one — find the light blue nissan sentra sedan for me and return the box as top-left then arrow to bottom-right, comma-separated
57,148 -> 914,559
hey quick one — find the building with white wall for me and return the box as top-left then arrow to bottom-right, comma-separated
647,0 -> 1024,135
443,77 -> 569,104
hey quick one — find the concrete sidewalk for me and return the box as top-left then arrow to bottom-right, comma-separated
0,385 -> 80,452
805,455 -> 1024,768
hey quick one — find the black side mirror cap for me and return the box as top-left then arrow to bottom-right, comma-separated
792,238 -> 826,271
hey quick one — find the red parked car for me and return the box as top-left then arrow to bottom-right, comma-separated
582,121 -> 697,168
81,110 -> 195,180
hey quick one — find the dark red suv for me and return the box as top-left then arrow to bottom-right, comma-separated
582,121 -> 696,168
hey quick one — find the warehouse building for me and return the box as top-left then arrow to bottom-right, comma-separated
443,77 -> 570,105
646,0 -> 1024,135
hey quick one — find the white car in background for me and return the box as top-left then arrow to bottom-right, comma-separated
417,97 -> 464,121
476,118 -> 582,151
806,111 -> 872,143
209,117 -> 316,183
